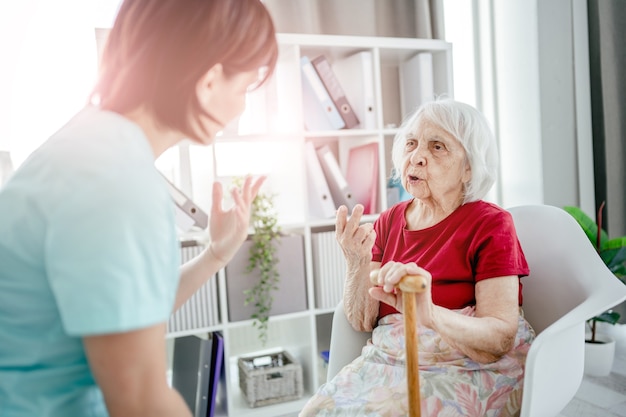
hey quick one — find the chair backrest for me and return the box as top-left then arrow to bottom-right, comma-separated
509,205 -> 626,417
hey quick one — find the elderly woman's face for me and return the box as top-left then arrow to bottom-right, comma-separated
401,118 -> 471,205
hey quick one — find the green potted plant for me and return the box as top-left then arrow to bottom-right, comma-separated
225,179 -> 307,347
243,186 -> 282,346
564,202 -> 626,375
564,203 -> 626,336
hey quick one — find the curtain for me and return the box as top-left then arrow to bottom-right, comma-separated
587,0 -> 626,237
263,0 -> 445,39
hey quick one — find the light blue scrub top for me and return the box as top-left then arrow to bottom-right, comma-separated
0,106 -> 180,417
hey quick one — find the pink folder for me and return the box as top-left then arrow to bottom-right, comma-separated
346,142 -> 379,214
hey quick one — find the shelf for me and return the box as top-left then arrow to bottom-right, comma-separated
277,32 -> 451,53
223,310 -> 312,331
303,128 -> 381,138
165,32 -> 452,417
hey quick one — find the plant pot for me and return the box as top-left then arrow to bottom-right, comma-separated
225,234 -> 307,322
595,322 -> 626,354
584,333 -> 616,377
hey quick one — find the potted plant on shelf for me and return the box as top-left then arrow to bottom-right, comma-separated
242,181 -> 282,346
564,202 -> 626,375
224,178 -> 308,348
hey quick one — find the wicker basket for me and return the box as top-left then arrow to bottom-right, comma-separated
238,350 -> 303,408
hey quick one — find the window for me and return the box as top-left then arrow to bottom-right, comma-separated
0,0 -> 122,167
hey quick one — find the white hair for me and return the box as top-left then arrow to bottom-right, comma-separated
391,98 -> 499,203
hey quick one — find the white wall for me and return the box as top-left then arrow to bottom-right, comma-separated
447,0 -> 594,211
536,0 -> 595,214
491,0 -> 545,208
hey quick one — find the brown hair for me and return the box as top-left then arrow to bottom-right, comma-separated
91,0 -> 278,141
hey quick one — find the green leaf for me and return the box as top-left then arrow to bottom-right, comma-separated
601,238 -> 626,274
590,310 -> 621,325
563,206 -> 608,249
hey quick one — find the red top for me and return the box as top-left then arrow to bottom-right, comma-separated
372,200 -> 529,319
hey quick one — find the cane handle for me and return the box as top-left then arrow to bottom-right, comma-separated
369,269 -> 428,293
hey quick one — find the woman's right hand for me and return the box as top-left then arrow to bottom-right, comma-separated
335,204 -> 376,267
337,204 -> 379,331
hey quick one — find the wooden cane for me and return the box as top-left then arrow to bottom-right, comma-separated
370,270 -> 428,417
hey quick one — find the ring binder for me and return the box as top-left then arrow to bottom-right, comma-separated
311,55 -> 359,129
316,144 -> 356,211
332,51 -> 377,129
300,56 -> 346,131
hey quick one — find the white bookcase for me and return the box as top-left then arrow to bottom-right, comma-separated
166,33 -> 453,417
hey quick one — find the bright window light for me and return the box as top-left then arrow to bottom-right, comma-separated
0,0 -> 122,167
214,141 -> 282,178
442,0 -> 477,108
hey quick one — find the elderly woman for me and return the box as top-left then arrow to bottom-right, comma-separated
300,99 -> 534,417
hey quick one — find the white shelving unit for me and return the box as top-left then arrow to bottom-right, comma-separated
168,33 -> 453,417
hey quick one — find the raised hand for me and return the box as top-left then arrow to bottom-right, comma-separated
335,204 -> 376,265
208,175 -> 266,264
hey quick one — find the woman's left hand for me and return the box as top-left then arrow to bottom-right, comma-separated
369,261 -> 436,327
207,175 -> 265,264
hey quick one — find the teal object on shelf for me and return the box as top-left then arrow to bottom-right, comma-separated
387,174 -> 412,205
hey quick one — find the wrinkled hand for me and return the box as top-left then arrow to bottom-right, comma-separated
208,176 -> 266,264
335,204 -> 376,266
369,261 -> 435,327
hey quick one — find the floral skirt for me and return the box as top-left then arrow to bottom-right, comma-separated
299,307 -> 535,417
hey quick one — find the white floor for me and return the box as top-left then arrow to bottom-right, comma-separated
559,336 -> 626,417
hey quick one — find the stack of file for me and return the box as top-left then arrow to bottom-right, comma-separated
305,141 -> 336,219
168,241 -> 220,333
306,142 -> 365,218
315,144 -> 356,212
301,56 -> 346,131
301,54 -> 366,131
310,55 -> 359,129
332,51 -> 377,129
311,231 -> 347,309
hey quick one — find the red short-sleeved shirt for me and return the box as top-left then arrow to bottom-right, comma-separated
372,200 -> 529,319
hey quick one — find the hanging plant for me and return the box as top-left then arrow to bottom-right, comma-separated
234,177 -> 282,345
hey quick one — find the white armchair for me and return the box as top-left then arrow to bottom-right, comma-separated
327,204 -> 626,417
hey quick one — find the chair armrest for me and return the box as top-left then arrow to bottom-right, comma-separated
520,322 -> 585,417
327,302 -> 372,383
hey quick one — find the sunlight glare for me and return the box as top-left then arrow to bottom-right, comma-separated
1,0 -> 121,166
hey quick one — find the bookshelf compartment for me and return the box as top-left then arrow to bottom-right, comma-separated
168,278 -> 220,335
168,242 -> 220,335
238,350 -> 304,408
223,316 -> 315,416
311,229 -> 346,310
224,234 -> 307,322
